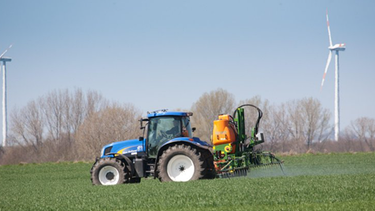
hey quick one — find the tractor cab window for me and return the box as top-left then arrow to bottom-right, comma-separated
147,117 -> 182,157
147,116 -> 194,157
182,117 -> 193,138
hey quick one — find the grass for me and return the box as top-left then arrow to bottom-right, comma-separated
0,153 -> 375,211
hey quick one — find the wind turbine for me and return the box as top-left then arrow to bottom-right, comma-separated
320,11 -> 345,142
0,44 -> 12,147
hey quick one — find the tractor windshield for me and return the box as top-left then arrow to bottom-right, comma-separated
147,116 -> 192,157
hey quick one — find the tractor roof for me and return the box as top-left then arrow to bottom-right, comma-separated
147,110 -> 193,118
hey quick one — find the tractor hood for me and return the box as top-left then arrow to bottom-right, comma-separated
101,139 -> 145,158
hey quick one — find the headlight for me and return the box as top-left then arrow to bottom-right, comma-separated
104,146 -> 113,156
101,146 -> 113,156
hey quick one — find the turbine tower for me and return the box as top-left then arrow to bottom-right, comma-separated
0,44 -> 12,147
320,11 -> 345,142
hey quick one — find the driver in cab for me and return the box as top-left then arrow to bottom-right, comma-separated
166,119 -> 180,137
161,119 -> 189,138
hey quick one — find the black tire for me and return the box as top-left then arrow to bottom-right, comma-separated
157,144 -> 204,182
199,149 -> 216,179
91,157 -> 128,185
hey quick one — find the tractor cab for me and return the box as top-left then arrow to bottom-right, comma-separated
142,110 -> 194,158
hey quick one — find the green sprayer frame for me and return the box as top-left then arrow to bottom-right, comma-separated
213,105 -> 284,178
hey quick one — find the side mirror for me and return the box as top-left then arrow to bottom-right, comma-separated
192,127 -> 196,132
139,118 -> 149,130
139,137 -> 144,141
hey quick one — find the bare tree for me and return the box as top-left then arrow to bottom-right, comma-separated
300,98 -> 331,147
264,104 -> 291,152
286,100 -> 304,143
348,117 -> 375,151
10,100 -> 44,153
286,98 -> 331,150
8,88 -> 108,162
191,88 -> 235,142
75,103 -> 142,160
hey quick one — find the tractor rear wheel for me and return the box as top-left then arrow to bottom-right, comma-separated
91,157 -> 128,185
157,145 -> 204,182
199,149 -> 216,179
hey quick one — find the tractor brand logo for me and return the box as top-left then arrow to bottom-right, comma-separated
118,145 -> 144,155
124,150 -> 137,154
118,146 -> 136,154
137,145 -> 143,152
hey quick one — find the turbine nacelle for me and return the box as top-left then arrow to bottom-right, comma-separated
0,58 -> 12,62
329,43 -> 346,51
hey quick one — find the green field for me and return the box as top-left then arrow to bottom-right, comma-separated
1,153 -> 375,211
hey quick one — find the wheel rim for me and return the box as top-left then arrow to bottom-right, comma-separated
167,155 -> 195,182
98,166 -> 120,185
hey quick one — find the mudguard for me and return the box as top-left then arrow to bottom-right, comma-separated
159,137 -> 212,151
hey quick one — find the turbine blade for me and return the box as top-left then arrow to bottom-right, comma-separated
321,51 -> 332,90
326,10 -> 333,47
0,44 -> 13,58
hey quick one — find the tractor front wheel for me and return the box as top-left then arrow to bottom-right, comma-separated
91,157 -> 127,185
157,145 -> 203,182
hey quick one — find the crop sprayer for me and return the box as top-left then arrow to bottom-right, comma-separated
90,104 -> 284,185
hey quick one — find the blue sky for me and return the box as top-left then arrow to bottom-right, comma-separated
1,0 -> 375,144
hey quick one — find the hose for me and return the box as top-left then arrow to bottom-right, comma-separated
232,104 -> 263,136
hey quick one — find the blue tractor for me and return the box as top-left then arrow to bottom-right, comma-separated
90,110 -> 215,185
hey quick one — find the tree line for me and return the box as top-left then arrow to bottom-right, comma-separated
1,89 -> 142,164
0,88 -> 374,165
